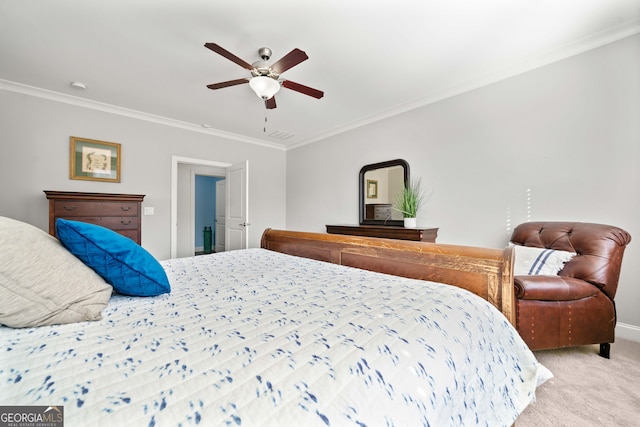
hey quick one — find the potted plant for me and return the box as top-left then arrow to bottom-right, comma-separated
394,178 -> 426,228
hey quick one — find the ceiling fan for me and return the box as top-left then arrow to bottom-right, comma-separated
205,43 -> 324,109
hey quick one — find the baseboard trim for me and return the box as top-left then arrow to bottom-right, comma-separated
616,322 -> 640,343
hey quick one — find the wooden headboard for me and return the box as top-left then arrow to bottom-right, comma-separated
260,229 -> 515,325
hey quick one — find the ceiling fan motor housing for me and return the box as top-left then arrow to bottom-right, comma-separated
251,61 -> 278,78
252,47 -> 279,79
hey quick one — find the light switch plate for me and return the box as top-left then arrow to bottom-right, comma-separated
144,207 -> 155,215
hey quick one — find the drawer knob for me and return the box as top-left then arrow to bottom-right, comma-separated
63,205 -> 77,211
121,206 -> 132,211
121,220 -> 132,225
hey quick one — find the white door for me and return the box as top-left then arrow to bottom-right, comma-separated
226,160 -> 248,251
215,180 -> 226,253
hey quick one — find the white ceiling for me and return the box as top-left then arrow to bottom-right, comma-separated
1,0 -> 639,149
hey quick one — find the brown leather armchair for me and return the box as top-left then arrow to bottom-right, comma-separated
510,222 -> 631,358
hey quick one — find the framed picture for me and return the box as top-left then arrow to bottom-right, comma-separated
70,136 -> 121,182
366,179 -> 378,198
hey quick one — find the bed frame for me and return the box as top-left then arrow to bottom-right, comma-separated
261,229 -> 515,325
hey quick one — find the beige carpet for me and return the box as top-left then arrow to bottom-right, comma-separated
517,338 -> 640,426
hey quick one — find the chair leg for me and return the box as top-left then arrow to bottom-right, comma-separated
599,343 -> 611,359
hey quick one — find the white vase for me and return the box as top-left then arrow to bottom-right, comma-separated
403,217 -> 417,228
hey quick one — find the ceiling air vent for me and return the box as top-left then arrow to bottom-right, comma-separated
268,130 -> 294,140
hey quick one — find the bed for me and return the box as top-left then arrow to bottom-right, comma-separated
0,218 -> 550,426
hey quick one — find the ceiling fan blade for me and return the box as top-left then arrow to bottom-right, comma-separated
265,97 -> 277,109
270,48 -> 309,74
207,78 -> 249,90
282,80 -> 324,99
204,43 -> 254,70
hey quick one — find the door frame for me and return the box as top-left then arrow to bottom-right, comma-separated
215,179 -> 226,253
171,156 -> 231,258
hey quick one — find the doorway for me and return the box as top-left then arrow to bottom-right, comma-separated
194,174 -> 225,255
170,156 -> 249,259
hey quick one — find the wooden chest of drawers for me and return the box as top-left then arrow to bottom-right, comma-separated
365,203 -> 393,220
44,191 -> 145,244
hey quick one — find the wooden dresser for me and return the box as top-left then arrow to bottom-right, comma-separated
326,224 -> 438,242
44,191 -> 145,244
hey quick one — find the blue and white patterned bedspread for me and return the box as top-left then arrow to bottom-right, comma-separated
1,249 -> 550,426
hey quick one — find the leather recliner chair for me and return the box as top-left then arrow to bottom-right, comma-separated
510,222 -> 631,358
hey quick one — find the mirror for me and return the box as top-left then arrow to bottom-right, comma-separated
359,159 -> 409,226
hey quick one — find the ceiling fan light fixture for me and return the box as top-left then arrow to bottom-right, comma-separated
249,76 -> 280,100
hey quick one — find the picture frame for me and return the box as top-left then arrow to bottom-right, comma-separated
366,179 -> 378,198
70,136 -> 121,182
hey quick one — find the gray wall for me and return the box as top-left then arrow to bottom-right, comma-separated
286,35 -> 640,339
0,91 -> 287,260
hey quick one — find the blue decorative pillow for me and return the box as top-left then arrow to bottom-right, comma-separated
56,219 -> 170,296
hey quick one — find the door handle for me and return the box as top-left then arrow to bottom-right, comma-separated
239,222 -> 250,227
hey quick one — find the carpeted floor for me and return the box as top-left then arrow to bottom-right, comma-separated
517,338 -> 640,426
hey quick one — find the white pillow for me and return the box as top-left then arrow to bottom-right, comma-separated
510,243 -> 576,276
0,216 -> 113,328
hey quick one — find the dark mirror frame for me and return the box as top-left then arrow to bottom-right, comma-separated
359,159 -> 410,226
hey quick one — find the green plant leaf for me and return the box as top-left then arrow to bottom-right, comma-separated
393,178 -> 427,218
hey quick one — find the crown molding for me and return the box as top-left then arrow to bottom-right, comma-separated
288,21 -> 640,151
0,79 -> 286,151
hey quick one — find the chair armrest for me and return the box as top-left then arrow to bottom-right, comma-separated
514,275 -> 601,301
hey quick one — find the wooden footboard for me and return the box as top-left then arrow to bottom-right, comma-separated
261,229 -> 515,325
